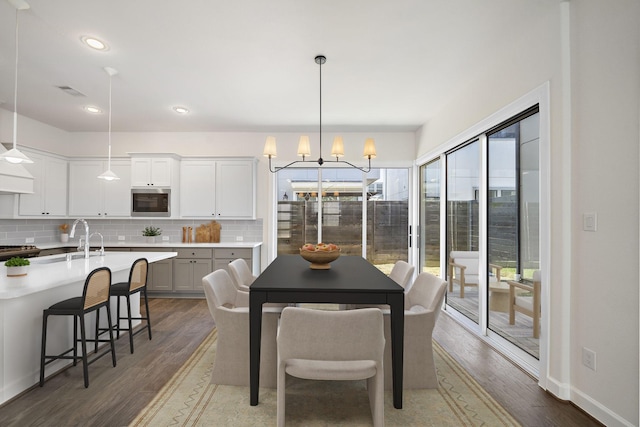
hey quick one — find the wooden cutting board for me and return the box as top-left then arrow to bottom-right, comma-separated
195,221 -> 221,243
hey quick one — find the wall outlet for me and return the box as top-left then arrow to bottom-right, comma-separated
118,235 -> 126,241
582,347 -> 596,371
25,237 -> 34,243
236,236 -> 243,241
162,236 -> 169,241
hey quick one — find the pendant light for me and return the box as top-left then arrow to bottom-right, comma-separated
1,0 -> 33,164
264,55 -> 376,173
97,67 -> 120,181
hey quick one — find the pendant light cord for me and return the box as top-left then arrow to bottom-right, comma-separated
12,9 -> 20,150
108,73 -> 113,170
318,57 -> 322,164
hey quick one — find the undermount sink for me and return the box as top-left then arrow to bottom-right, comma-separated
31,252 -> 101,264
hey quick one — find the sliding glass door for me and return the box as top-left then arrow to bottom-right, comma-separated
419,158 -> 441,276
421,106 -> 541,360
487,111 -> 540,358
445,140 -> 480,323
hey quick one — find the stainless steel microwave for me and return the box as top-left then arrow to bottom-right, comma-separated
131,188 -> 171,217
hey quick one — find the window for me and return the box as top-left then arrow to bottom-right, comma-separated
276,167 -> 409,274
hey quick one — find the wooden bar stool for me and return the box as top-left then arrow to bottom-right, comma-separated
111,258 -> 151,354
40,267 -> 117,388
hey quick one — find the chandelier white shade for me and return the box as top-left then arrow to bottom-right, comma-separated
97,66 -> 120,181
0,1 -> 33,165
264,55 -> 376,173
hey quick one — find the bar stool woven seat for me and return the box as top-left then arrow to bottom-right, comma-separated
40,267 -> 116,388
110,258 -> 151,354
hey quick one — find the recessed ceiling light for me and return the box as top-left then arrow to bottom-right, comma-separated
85,105 -> 102,114
81,36 -> 109,51
173,106 -> 189,114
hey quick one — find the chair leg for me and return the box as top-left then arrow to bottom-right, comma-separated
116,295 -> 121,339
39,312 -> 48,387
126,294 -> 134,354
143,288 -> 152,340
73,315 -> 78,366
95,307 -> 101,353
106,304 -> 117,367
79,314 -> 89,388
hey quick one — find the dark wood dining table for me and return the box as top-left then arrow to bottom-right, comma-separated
249,254 -> 405,409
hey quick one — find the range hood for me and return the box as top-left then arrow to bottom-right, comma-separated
0,143 -> 34,194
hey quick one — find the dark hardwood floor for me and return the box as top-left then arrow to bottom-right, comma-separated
0,298 -> 601,426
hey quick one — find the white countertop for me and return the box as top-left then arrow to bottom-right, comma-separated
37,241 -> 262,250
0,251 -> 177,300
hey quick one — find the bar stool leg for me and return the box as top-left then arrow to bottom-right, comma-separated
143,288 -> 152,340
116,295 -> 122,339
39,312 -> 48,387
126,294 -> 134,353
73,315 -> 78,366
79,314 -> 89,388
95,308 -> 101,353
106,304 -> 117,367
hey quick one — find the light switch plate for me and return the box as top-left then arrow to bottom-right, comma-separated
25,237 -> 34,243
236,236 -> 243,241
118,235 -> 126,241
162,236 -> 169,241
583,212 -> 597,232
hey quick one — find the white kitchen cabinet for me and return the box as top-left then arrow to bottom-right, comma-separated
68,159 -> 131,217
180,160 -> 216,217
131,157 -> 178,187
18,151 -> 68,217
173,248 -> 213,292
180,158 -> 256,219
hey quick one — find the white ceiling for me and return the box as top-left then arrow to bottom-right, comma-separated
0,0 -> 555,133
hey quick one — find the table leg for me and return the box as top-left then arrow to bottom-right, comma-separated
389,292 -> 404,409
250,291 -> 267,406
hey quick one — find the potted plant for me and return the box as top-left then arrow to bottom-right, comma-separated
59,223 -> 69,243
142,226 -> 162,243
5,257 -> 30,277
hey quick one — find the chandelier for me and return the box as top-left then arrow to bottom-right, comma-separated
263,55 -> 376,173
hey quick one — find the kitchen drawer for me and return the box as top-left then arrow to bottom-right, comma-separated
175,248 -> 213,259
214,248 -> 252,259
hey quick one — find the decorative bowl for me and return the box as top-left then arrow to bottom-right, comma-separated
299,248 -> 341,269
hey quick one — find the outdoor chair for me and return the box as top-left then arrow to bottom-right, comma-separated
506,270 -> 541,338
448,251 -> 502,297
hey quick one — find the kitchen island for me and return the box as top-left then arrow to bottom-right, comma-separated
0,251 -> 177,405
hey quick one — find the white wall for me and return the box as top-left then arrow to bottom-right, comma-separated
416,1 -> 639,425
0,109 -> 69,154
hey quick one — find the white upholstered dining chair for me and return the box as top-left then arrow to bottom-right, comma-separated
383,271 -> 447,389
277,306 -> 385,427
202,269 -> 281,388
227,258 -> 254,292
346,259 -> 415,310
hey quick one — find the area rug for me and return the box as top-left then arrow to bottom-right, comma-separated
131,329 -> 520,426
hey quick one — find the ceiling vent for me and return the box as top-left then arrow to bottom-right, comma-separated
56,85 -> 86,97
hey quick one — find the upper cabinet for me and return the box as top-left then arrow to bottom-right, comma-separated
130,155 -> 180,187
18,150 -> 68,217
180,158 -> 256,219
68,159 -> 131,217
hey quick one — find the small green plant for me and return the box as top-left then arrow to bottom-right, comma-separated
4,257 -> 30,267
142,226 -> 162,237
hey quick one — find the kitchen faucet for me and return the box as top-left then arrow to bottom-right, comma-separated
70,218 -> 90,259
88,232 -> 105,256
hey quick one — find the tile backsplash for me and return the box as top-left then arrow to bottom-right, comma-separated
0,218 -> 262,246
